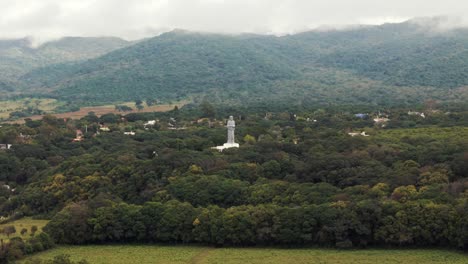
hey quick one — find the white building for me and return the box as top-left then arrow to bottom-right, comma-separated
348,131 -> 370,137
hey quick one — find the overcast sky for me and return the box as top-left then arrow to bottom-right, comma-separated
1,0 -> 467,43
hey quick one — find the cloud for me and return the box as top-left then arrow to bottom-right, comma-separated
0,0 -> 467,43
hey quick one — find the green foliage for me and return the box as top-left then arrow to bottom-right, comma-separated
114,105 -> 133,112
0,105 -> 467,250
0,37 -> 130,94
200,101 -> 216,118
4,22 -> 466,107
0,232 -> 54,263
42,199 -> 468,248
3,225 -> 16,237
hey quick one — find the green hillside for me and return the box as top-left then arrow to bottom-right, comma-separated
3,19 -> 468,106
309,24 -> 468,88
16,20 -> 468,106
0,37 -> 130,93
21,31 -> 298,103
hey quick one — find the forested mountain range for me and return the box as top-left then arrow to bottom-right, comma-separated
0,37 -> 130,93
4,19 -> 468,106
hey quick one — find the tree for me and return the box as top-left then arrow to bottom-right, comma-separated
4,225 -> 16,237
83,112 -> 99,123
44,203 -> 91,244
200,101 -> 215,118
146,98 -> 157,106
135,100 -> 144,111
418,171 -> 449,186
262,160 -> 282,179
188,165 -> 203,174
31,225 -> 38,236
391,185 -> 417,202
20,228 -> 28,236
115,105 -> 133,112
243,134 -> 256,144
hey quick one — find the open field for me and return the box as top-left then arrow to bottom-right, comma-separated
376,126 -> 468,141
0,98 -> 64,119
6,100 -> 188,124
0,217 -> 49,242
23,245 -> 468,264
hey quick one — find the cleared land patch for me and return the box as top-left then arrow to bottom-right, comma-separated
0,98 -> 64,119
6,100 -> 187,124
0,217 -> 49,242
23,246 -> 468,264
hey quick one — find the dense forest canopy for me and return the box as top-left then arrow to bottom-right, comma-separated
0,103 -> 467,263
0,37 -> 130,94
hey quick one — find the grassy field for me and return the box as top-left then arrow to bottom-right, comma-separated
0,217 -> 49,242
0,98 -> 63,119
6,100 -> 188,124
23,245 -> 468,264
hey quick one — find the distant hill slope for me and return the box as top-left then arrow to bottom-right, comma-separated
22,31 -> 299,103
0,37 -> 130,93
293,22 -> 468,88
12,19 -> 468,105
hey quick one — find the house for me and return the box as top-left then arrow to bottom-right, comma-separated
408,111 -> 426,118
196,118 -> 210,124
99,125 -> 110,132
348,131 -> 370,137
144,120 -> 157,127
0,144 -> 13,150
16,133 -> 34,144
355,113 -> 368,119
124,131 -> 136,136
168,126 -> 187,130
73,130 -> 84,142
0,183 -> 16,192
373,117 -> 390,123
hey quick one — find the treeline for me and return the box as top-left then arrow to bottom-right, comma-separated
45,199 -> 468,249
0,233 -> 54,263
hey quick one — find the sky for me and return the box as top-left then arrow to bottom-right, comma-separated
1,0 -> 467,44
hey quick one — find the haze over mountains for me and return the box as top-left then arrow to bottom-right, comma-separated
2,18 -> 468,106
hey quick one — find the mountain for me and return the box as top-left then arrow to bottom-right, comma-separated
0,37 -> 131,94
21,31 -> 299,103
11,19 -> 468,105
294,22 -> 468,88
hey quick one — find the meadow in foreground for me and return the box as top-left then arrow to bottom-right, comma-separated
23,245 -> 468,264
